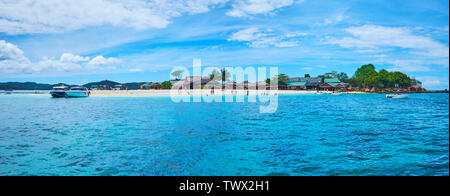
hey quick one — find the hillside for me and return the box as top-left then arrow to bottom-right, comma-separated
1,80 -> 152,90
0,82 -> 72,90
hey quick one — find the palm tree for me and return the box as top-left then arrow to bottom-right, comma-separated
220,68 -> 231,88
272,74 -> 289,90
209,69 -> 221,81
273,74 -> 289,85
171,70 -> 185,80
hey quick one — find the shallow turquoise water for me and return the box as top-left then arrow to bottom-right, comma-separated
0,93 -> 448,176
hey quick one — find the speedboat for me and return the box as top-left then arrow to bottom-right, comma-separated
66,86 -> 90,97
50,86 -> 69,98
386,93 -> 410,99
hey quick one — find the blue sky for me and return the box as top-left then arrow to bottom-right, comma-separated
0,0 -> 448,89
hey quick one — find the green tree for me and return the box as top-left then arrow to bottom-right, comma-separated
304,74 -> 311,78
391,72 -> 412,88
220,68 -> 231,87
272,74 -> 289,86
161,81 -> 172,89
171,70 -> 185,80
274,74 -> 289,85
349,64 -> 417,89
353,64 -> 378,88
336,72 -> 349,83
209,69 -> 221,81
319,71 -> 348,82
152,83 -> 162,89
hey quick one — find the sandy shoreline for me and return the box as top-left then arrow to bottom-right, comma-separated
12,90 -> 366,97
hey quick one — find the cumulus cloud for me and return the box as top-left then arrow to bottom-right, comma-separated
0,0 -> 229,34
317,11 -> 347,26
128,68 -> 143,72
226,0 -> 303,17
0,40 -> 121,73
0,0 -> 303,34
60,53 -> 90,63
325,25 -> 449,58
228,28 -> 306,48
386,60 -> 432,72
0,40 -> 31,73
416,76 -> 449,89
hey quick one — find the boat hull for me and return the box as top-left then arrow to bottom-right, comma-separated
50,90 -> 67,98
386,94 -> 410,99
65,90 -> 90,97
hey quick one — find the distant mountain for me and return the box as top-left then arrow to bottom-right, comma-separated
1,80 -> 149,90
0,82 -> 73,90
122,82 -> 146,90
83,81 -> 148,90
83,80 -> 120,89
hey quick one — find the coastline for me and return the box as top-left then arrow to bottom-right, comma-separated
3,89 -> 447,98
5,90 -> 366,97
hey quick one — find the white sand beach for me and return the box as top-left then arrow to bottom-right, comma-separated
88,90 -> 365,97
6,90 -> 366,97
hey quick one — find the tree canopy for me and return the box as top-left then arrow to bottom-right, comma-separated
349,64 -> 415,89
272,74 -> 289,85
161,81 -> 172,89
209,69 -> 221,81
220,68 -> 231,85
171,70 -> 185,80
318,71 -> 349,82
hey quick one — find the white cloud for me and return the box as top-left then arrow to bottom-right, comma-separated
317,11 -> 347,26
228,27 -> 263,42
226,0 -> 303,17
386,60 -> 432,72
60,53 -> 90,63
0,40 -> 31,73
0,0 -> 302,34
128,68 -> 143,72
416,76 -> 449,89
323,15 -> 345,26
88,56 -> 122,65
325,25 -> 449,58
228,28 -> 306,48
0,40 -> 29,61
300,67 -> 313,70
0,40 -> 121,74
364,54 -> 388,58
0,0 -> 229,35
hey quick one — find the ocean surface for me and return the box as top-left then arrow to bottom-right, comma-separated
0,93 -> 448,176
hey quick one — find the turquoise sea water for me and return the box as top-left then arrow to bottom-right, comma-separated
0,93 -> 448,176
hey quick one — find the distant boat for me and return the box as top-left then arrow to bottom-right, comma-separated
50,86 -> 69,98
386,94 -> 410,99
331,92 -> 343,96
4,89 -> 13,94
65,86 -> 90,97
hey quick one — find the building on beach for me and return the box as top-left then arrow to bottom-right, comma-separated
170,76 -> 219,89
140,82 -> 161,90
287,77 -> 349,91
113,84 -> 125,90
287,77 -> 322,90
90,84 -> 108,90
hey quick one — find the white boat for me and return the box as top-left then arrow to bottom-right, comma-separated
386,94 -> 410,99
65,86 -> 90,97
50,86 -> 69,98
331,92 -> 343,96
